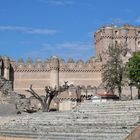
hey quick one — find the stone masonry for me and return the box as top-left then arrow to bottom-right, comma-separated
0,100 -> 140,140
1,24 -> 140,97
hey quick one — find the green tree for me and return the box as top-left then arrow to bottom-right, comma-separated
102,42 -> 128,99
127,51 -> 140,99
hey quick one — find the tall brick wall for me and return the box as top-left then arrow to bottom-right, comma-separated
13,57 -> 102,96
14,71 -> 50,96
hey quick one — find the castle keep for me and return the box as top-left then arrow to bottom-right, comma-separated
94,24 -> 140,59
1,25 -> 140,97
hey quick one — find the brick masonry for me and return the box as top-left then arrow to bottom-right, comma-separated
1,24 -> 140,97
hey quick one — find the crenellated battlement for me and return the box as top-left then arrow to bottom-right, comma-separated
10,56 -> 102,95
94,25 -> 139,44
15,57 -> 102,73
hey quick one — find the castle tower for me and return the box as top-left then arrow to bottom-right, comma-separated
94,24 -> 140,60
3,56 -> 10,80
0,56 -> 2,77
50,56 -> 59,89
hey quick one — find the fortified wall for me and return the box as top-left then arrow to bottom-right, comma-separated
14,57 -> 102,96
1,24 -> 140,97
0,55 -> 103,97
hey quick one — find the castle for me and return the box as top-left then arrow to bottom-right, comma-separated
0,24 -> 140,98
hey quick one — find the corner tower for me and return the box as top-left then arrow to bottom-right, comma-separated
94,25 -> 140,59
50,56 -> 59,89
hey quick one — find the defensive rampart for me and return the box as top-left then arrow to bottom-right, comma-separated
13,57 -> 102,96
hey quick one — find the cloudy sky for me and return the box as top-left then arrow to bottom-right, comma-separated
0,0 -> 140,62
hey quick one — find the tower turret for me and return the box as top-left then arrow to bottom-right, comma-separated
3,56 -> 10,80
50,56 -> 59,89
0,56 -> 2,77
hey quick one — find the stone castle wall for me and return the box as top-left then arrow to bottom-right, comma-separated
13,57 -> 102,96
1,24 -> 140,97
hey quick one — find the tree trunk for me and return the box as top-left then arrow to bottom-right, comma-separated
42,97 -> 53,112
43,104 -> 49,112
40,102 -> 47,112
118,86 -> 122,100
138,89 -> 140,99
130,85 -> 132,100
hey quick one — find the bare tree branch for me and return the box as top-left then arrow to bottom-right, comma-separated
25,82 -> 69,112
25,85 -> 43,103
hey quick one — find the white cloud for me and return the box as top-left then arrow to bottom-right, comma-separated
20,41 -> 34,45
120,9 -> 132,14
25,41 -> 93,60
42,42 -> 92,50
38,0 -> 74,6
0,25 -> 59,35
109,18 -> 128,26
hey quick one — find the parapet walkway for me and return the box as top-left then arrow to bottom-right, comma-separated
0,100 -> 140,140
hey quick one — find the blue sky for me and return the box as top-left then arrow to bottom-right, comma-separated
0,0 -> 140,62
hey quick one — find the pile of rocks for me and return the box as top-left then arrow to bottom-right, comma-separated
0,100 -> 140,140
0,76 -> 40,114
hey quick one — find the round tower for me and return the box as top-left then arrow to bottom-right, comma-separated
94,25 -> 140,61
50,56 -> 59,89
